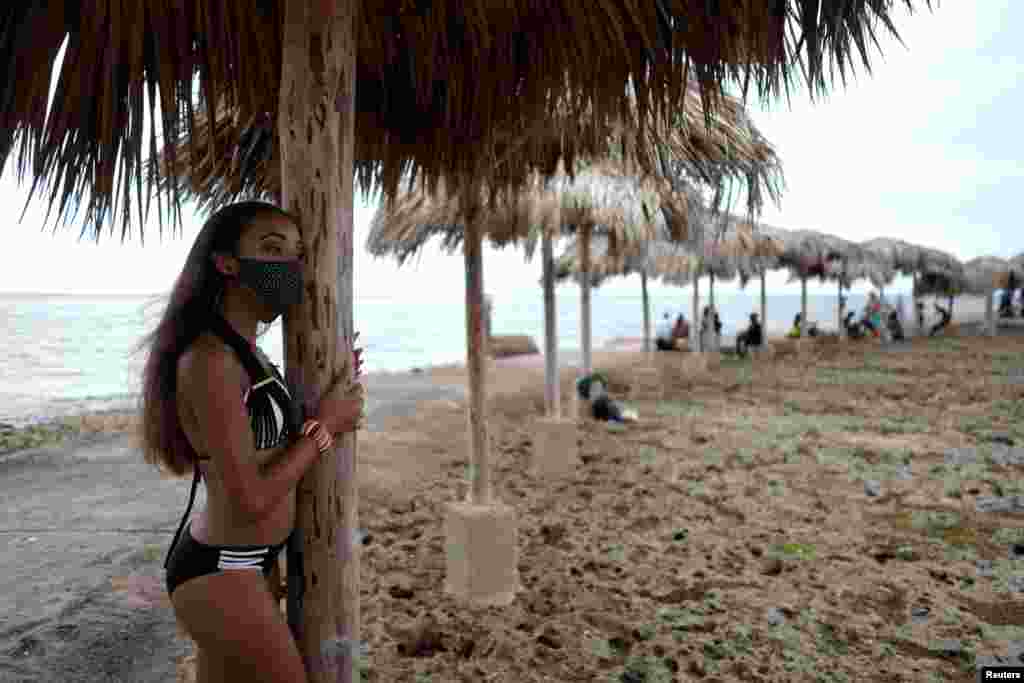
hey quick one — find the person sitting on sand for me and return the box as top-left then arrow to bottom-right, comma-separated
786,313 -> 803,339
138,201 -> 366,682
930,302 -> 952,336
866,291 -> 883,336
887,309 -> 906,342
735,312 -> 763,357
672,313 -> 690,343
700,306 -> 722,351
845,310 -> 865,339
655,312 -> 675,351
577,373 -> 637,423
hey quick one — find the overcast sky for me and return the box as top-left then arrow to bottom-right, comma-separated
0,1 -> 1018,298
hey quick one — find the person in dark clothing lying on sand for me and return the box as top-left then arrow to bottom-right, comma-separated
735,313 -> 763,356
929,303 -> 952,336
577,374 -> 637,423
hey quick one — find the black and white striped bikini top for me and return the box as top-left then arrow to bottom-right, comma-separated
163,313 -> 302,571
207,312 -> 301,451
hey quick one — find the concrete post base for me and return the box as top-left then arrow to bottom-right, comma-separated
530,417 -> 579,477
444,501 -> 520,607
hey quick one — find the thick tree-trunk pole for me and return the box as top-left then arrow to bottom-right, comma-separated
691,272 -> 700,352
541,229 -> 560,419
580,225 -> 593,376
465,220 -> 490,504
759,270 -> 767,341
800,277 -> 808,336
641,271 -> 651,353
280,2 -> 359,681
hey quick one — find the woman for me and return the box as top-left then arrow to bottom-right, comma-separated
138,201 -> 365,682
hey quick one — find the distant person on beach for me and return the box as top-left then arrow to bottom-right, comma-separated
655,312 -> 675,351
844,310 -> 865,339
786,313 -> 802,339
887,309 -> 906,342
701,306 -> 722,351
138,201 -> 366,681
672,313 -> 690,342
930,302 -> 952,336
577,373 -> 636,423
866,291 -> 883,336
735,313 -> 763,356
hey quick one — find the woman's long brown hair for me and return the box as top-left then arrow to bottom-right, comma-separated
137,201 -> 294,476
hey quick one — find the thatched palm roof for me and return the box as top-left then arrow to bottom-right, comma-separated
860,237 -> 924,276
2,1 -> 932,240
153,82 -> 785,226
1009,252 -> 1024,273
825,249 -> 896,289
553,196 -> 787,289
366,159 -> 683,265
759,225 -> 860,280
962,256 -> 1009,295
361,82 -> 786,265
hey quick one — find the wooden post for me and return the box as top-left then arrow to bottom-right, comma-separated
985,287 -> 996,337
641,271 -> 651,353
279,1 -> 359,681
691,270 -> 700,352
709,271 -> 716,310
759,270 -> 767,341
541,229 -> 560,418
800,277 -> 808,336
465,219 -> 490,504
837,280 -> 845,338
580,225 -> 593,376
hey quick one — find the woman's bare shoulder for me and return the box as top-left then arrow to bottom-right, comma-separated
178,333 -> 244,387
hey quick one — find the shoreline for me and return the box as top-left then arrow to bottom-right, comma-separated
2,294 -> 1016,456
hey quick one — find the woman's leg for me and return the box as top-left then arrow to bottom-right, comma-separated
172,569 -> 307,683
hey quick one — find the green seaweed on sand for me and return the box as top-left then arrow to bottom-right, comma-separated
992,528 -> 1024,545
892,510 -> 978,547
815,365 -> 894,386
654,400 -> 703,418
767,542 -> 817,561
616,654 -> 675,683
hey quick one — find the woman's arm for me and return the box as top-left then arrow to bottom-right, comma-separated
179,341 -> 323,525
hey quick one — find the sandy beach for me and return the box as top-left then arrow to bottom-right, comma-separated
1,303 -> 1023,682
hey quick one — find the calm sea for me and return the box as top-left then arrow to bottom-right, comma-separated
0,288 -> 887,426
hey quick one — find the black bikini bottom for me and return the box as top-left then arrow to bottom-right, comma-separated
165,520 -> 291,597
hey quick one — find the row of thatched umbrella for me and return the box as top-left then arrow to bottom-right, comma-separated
555,213 -> 1023,346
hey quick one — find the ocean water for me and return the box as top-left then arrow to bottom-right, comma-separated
0,288 -> 883,426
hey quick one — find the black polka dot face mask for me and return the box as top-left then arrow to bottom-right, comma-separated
235,258 -> 304,314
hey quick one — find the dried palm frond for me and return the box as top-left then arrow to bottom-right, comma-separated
1,1 -> 932,242
153,81 -> 785,233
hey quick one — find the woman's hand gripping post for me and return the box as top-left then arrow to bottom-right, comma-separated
315,331 -> 366,436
